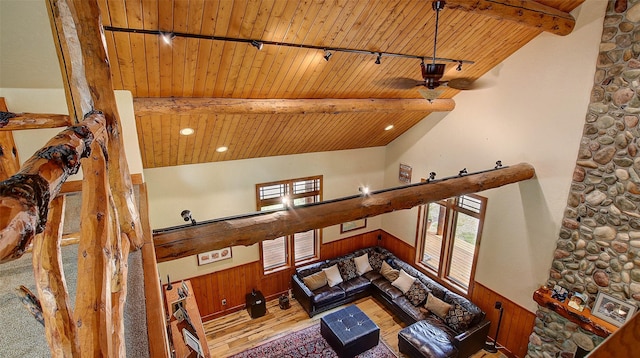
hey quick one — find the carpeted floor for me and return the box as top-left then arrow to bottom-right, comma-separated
0,244 -> 149,358
228,324 -> 396,358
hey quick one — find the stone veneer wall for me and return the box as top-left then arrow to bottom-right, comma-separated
527,1 -> 640,357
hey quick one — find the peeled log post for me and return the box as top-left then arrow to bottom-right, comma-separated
154,162 -> 536,262
109,191 -> 130,357
75,136 -> 114,356
47,0 -> 143,250
0,113 -> 105,263
32,195 -> 80,357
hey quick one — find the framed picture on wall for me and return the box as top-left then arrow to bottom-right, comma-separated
592,292 -> 637,327
340,219 -> 367,233
197,247 -> 232,265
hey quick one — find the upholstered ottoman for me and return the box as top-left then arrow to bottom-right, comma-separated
398,320 -> 458,358
320,305 -> 380,358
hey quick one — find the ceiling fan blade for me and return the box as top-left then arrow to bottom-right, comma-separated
445,78 -> 485,90
417,87 -> 443,101
384,77 -> 424,89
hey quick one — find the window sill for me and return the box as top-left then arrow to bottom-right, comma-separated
263,265 -> 291,276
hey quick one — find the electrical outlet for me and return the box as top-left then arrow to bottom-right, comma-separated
222,299 -> 227,306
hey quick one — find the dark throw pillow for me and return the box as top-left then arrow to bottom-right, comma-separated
445,303 -> 475,332
337,258 -> 358,281
405,279 -> 430,306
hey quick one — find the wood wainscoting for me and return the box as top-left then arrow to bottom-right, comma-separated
471,283 -> 536,358
190,230 -> 381,321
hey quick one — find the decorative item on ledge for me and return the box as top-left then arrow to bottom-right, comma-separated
533,288 -> 617,338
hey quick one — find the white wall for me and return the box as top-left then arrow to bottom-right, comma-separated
382,0 -> 607,312
0,88 -> 144,178
148,147 -> 386,281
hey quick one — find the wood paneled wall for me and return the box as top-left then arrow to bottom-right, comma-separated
471,283 -> 536,358
191,230 -> 380,321
186,228 -> 536,358
380,231 -> 535,358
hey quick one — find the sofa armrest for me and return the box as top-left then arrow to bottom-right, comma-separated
291,275 -> 315,317
453,319 -> 490,358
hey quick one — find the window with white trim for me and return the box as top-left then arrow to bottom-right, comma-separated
256,176 -> 322,273
416,194 -> 486,294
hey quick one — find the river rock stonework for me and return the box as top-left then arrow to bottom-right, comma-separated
527,1 -> 640,357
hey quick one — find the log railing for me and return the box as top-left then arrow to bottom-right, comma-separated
0,0 -> 147,356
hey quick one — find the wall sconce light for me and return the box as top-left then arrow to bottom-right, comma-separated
375,53 -> 382,65
485,301 -> 504,353
251,40 -> 264,50
323,50 -> 332,61
282,196 -> 291,209
180,210 -> 196,225
160,32 -> 175,45
359,186 -> 370,195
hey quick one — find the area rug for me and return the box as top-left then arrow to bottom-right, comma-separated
228,324 -> 396,358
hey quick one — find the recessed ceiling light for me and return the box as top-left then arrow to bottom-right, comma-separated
180,127 -> 194,135
216,146 -> 228,153
385,125 -> 394,131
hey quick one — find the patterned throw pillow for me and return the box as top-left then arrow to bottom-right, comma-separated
405,280 -> 430,306
445,303 -> 475,332
337,258 -> 358,281
369,252 -> 385,271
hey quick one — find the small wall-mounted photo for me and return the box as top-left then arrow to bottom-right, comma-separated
197,247 -> 232,265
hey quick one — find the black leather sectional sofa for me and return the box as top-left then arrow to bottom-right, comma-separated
291,246 -> 490,358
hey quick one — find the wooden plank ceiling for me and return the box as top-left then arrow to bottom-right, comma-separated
96,0 -> 584,169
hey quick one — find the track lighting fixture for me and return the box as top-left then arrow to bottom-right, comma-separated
282,196 -> 291,209
104,26 -> 473,67
458,168 -> 468,176
180,210 -> 196,225
456,61 -> 463,71
495,160 -> 503,169
251,40 -> 264,50
427,172 -> 437,182
359,186 -> 370,195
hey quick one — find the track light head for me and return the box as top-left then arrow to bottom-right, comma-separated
359,186 -> 370,195
375,53 -> 382,65
456,61 -> 463,71
251,40 -> 264,50
323,50 -> 332,61
160,32 -> 176,45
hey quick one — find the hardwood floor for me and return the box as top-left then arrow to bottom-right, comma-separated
204,296 -> 508,358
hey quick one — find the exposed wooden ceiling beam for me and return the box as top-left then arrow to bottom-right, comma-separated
133,98 -> 455,116
154,162 -> 535,262
446,0 -> 577,36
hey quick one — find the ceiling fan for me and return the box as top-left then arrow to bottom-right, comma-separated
388,0 -> 478,100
